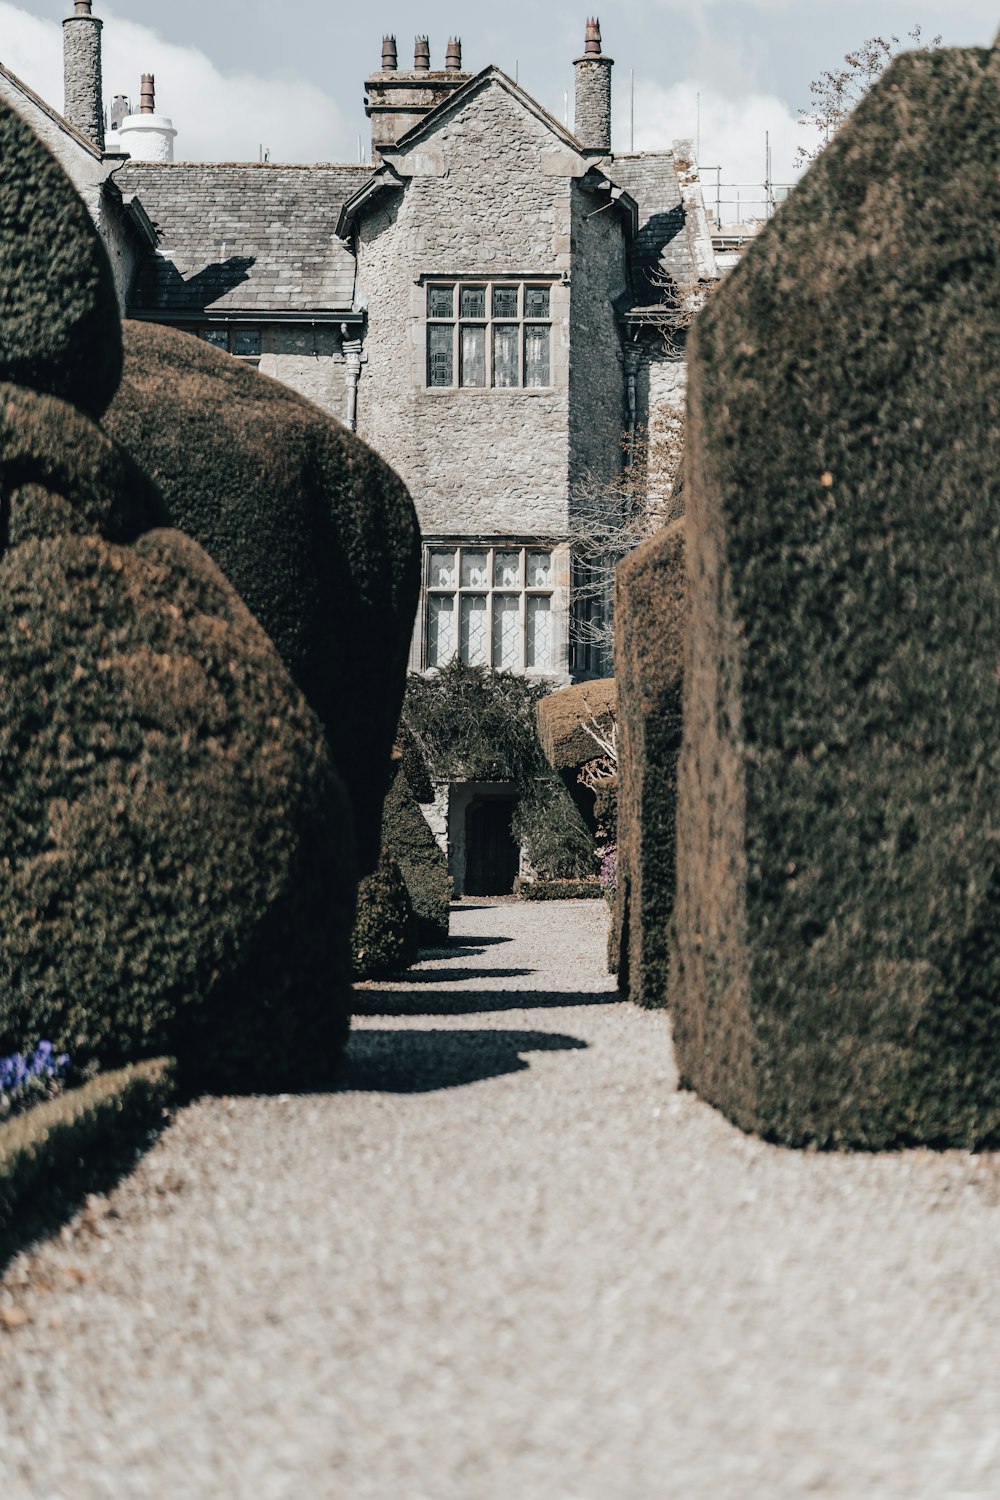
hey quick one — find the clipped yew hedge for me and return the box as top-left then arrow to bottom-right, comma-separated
0,98 -> 121,417
0,108 -> 357,1093
613,519 -> 686,1007
353,849 -> 419,980
104,322 -> 421,875
672,48 -> 1000,1148
0,1059 -> 175,1259
383,762 -> 451,945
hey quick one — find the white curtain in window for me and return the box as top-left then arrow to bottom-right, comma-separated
428,595 -> 456,667
493,325 -> 518,388
461,596 -> 488,665
461,326 -> 487,387
524,325 -> 551,388
493,595 -> 521,670
526,595 -> 551,670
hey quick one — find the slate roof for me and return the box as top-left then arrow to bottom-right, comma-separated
610,149 -> 717,314
116,163 -> 370,319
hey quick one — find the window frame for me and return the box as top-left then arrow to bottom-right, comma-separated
180,324 -> 264,365
423,542 -> 556,674
425,281 -> 554,392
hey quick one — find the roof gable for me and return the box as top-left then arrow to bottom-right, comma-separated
0,60 -> 102,162
388,66 -> 588,160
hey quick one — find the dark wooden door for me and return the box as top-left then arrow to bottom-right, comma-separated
464,799 -> 519,896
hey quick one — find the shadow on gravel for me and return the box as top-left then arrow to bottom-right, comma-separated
339,1028 -> 587,1092
0,1116 -> 170,1277
356,990 -> 617,1018
392,966 -> 537,985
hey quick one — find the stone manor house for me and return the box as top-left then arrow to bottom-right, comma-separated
1,3 -> 717,891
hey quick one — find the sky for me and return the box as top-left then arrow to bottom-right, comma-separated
1,0 -> 996,191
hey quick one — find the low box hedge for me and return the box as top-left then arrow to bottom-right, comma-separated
516,878 -> 603,901
0,1058 -> 175,1258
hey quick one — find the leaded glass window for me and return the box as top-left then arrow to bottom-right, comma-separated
425,544 -> 556,672
424,282 -> 554,390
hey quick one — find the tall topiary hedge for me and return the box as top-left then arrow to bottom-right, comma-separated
104,321 -> 421,875
383,761 -> 451,944
672,48 -> 1000,1148
613,520 -> 686,1007
0,96 -> 357,1092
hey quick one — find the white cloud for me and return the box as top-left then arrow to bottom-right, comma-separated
0,1 -> 352,162
616,76 -> 805,211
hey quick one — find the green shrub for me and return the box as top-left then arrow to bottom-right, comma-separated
673,49 -> 1000,1148
0,98 -> 122,418
614,520 -> 686,1009
383,764 -> 451,944
104,321 -> 421,875
516,878 -> 603,901
0,100 -> 357,1096
0,1059 -> 175,1256
0,529 -> 356,1092
353,849 -> 419,979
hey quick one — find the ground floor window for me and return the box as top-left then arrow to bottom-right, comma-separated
178,325 -> 263,364
425,543 -> 554,673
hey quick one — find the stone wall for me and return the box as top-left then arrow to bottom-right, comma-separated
258,326 -> 350,422
355,79 -> 578,538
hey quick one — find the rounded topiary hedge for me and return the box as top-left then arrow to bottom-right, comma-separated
352,848 -> 419,980
0,98 -> 121,417
0,526 -> 356,1092
383,762 -> 451,945
104,322 -> 421,875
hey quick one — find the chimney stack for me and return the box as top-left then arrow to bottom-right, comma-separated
118,73 -> 177,161
63,0 -> 104,150
574,17 -> 613,156
365,32 -> 471,161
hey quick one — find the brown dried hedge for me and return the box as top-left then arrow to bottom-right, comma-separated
537,678 -> 617,772
613,520 -> 686,1007
104,321 -> 421,874
383,762 -> 451,945
0,99 -> 121,417
672,49 -> 1000,1148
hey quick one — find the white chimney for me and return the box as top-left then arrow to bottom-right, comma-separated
118,74 -> 177,162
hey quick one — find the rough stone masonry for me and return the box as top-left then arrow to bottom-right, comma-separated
670,46 -> 1000,1149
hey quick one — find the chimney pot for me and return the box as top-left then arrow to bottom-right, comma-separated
584,18 -> 602,56
414,35 -> 430,71
73,2 -> 93,14
445,37 -> 462,71
381,35 -> 398,70
140,72 -> 155,114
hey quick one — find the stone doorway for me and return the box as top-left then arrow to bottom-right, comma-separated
464,796 -> 519,897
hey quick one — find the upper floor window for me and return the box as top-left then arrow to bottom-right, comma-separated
426,282 -> 552,390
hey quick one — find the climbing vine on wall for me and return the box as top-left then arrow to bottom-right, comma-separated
402,661 -> 594,880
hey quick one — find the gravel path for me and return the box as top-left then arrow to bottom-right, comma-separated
3,898 -> 1000,1499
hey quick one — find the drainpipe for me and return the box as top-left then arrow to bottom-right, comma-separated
341,325 -> 366,432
